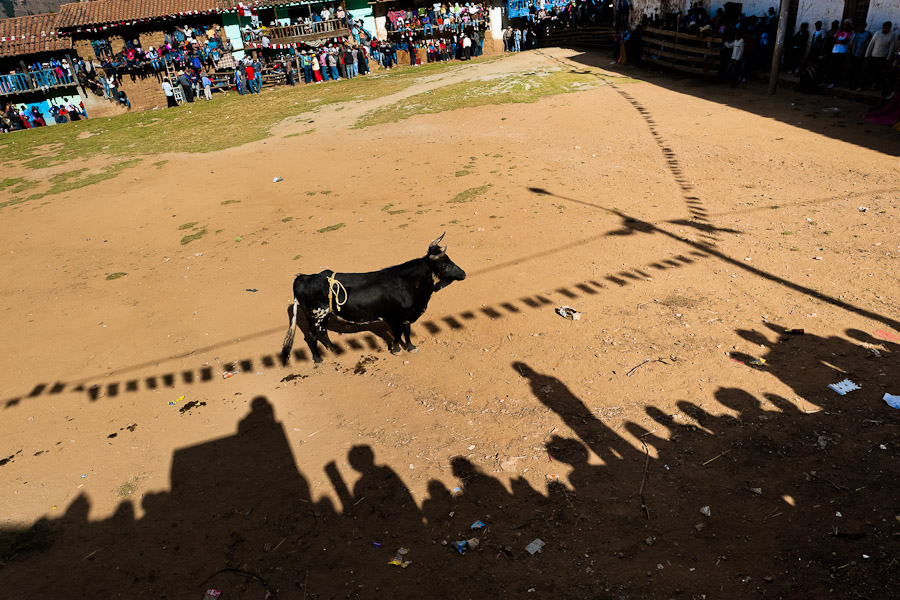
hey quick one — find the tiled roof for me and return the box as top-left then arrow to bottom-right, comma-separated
56,0 -> 226,29
0,13 -> 71,58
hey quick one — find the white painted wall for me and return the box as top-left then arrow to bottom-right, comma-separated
374,15 -> 387,40
867,0 -> 899,28
795,0 -> 845,28
490,6 -> 503,40
732,1 -> 775,17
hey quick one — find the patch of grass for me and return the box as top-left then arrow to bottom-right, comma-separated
823,231 -> 832,235
282,216 -> 293,223
180,227 -> 208,245
1,62 -> 483,171
317,222 -> 345,233
1,160 -> 142,211
355,68 -> 622,128
449,184 -> 492,204
293,254 -> 303,260
320,190 -> 332,195
117,477 -> 139,498
105,272 -> 128,280
381,203 -> 407,215
221,199 -> 240,205
178,221 -> 199,230
782,231 -> 794,235
455,170 -> 471,177
0,177 -> 26,190
152,160 -> 169,168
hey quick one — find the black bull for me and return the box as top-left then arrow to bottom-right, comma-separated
281,234 -> 466,364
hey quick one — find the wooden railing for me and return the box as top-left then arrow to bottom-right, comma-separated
241,19 -> 349,45
0,69 -> 76,96
540,26 -> 616,49
641,26 -> 723,76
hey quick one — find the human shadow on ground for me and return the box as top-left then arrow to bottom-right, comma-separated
3,351 -> 898,598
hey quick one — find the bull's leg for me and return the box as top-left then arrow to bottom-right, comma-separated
308,308 -> 335,361
388,321 -> 404,355
303,321 -> 324,364
402,322 -> 418,353
317,314 -> 337,351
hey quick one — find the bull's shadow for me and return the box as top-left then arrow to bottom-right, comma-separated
285,306 -> 395,366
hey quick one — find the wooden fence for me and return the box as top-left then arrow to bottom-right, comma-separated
641,26 -> 722,76
540,26 -> 617,49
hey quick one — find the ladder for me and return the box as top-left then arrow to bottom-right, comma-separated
165,59 -> 184,104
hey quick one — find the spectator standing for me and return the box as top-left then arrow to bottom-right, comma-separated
310,52 -> 323,82
351,45 -> 360,77
865,22 -> 898,90
787,23 -> 809,73
162,77 -> 177,107
176,69 -> 193,102
725,31 -> 746,86
807,21 -> 825,64
108,73 -> 119,102
252,57 -> 263,92
849,23 -> 872,89
462,34 -> 472,60
328,49 -> 339,80
201,73 -> 212,100
827,20 -> 853,88
245,61 -> 258,93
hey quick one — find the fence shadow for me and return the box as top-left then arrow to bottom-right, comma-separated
561,48 -> 900,157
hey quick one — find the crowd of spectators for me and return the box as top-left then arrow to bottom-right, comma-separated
622,4 -> 898,93
1,97 -> 87,132
241,4 -> 371,47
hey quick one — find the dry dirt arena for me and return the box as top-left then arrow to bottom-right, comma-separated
1,47 -> 899,599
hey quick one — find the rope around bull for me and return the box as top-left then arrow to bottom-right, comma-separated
327,272 -> 347,313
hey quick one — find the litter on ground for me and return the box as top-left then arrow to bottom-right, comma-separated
555,306 -> 581,321
828,379 -> 861,395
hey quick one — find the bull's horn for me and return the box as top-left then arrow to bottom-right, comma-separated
429,232 -> 446,248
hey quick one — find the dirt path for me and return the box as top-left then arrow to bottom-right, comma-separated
1,48 -> 898,599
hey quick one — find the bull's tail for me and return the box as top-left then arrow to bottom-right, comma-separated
281,298 -> 299,365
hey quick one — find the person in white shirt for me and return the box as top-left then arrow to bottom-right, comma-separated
162,77 -> 177,107
724,32 -> 746,86
864,21 -> 898,89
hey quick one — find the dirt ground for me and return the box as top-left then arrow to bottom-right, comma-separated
1,47 -> 899,599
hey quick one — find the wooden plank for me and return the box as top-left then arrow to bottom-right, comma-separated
643,45 -> 720,64
648,54 -> 717,75
642,36 -> 721,55
644,25 -> 721,43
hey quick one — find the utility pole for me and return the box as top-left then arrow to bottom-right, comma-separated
768,0 -> 790,94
